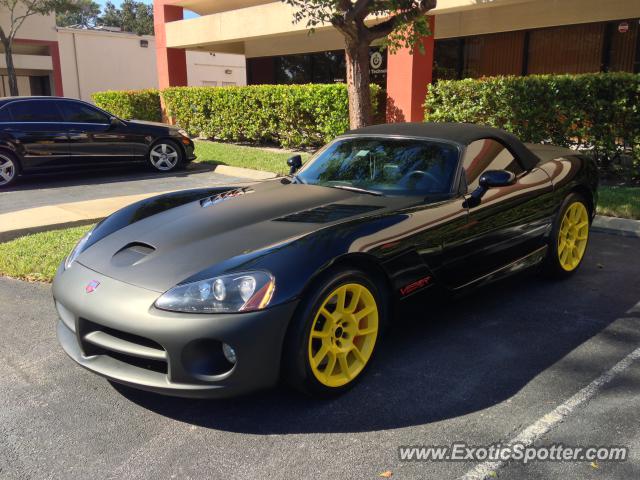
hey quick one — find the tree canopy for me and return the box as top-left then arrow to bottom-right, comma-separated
284,0 -> 436,53
55,0 -> 101,28
57,0 -> 154,35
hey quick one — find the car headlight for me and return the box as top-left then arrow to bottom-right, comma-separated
155,271 -> 275,314
64,228 -> 94,270
177,129 -> 189,138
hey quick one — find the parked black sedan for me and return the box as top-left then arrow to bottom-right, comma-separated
0,96 -> 196,187
54,122 -> 598,398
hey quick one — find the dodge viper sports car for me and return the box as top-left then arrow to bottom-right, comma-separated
53,122 -> 598,398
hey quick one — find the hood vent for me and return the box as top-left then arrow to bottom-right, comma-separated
112,242 -> 156,267
274,204 -> 382,224
200,188 -> 254,208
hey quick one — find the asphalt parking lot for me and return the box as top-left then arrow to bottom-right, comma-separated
1,232 -> 639,480
0,163 -> 247,215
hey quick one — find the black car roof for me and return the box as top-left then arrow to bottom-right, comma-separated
346,122 -> 541,170
0,96 -> 84,107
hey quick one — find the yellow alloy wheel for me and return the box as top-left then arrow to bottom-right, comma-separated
308,283 -> 379,388
557,201 -> 589,271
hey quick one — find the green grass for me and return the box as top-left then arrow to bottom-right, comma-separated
0,225 -> 93,282
597,186 -> 640,220
194,141 -> 310,176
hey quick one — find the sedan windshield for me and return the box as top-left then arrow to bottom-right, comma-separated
297,137 -> 460,196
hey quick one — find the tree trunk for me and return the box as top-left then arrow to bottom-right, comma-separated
345,40 -> 372,129
1,38 -> 19,96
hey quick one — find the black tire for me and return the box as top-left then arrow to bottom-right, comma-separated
0,150 -> 20,188
282,268 -> 389,397
541,192 -> 591,279
147,139 -> 184,173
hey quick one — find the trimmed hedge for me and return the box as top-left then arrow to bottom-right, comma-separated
92,89 -> 162,122
161,84 -> 381,148
424,73 -> 640,165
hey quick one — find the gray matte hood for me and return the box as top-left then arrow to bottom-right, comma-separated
77,180 -> 388,292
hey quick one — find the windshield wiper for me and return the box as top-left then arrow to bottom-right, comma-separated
330,185 -> 383,196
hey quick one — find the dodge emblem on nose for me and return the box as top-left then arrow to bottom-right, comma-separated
85,280 -> 100,293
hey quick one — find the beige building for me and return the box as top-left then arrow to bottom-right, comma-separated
187,50 -> 246,88
0,10 -> 61,96
1,10 -> 247,100
154,0 -> 640,121
57,27 -> 247,102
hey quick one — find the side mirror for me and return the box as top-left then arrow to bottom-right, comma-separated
478,169 -> 516,189
464,169 -> 516,208
287,154 -> 303,175
109,117 -> 121,129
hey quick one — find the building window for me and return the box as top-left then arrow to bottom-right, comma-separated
463,31 -> 525,78
527,23 -> 605,74
434,38 -> 463,81
434,19 -> 640,81
247,48 -> 386,86
28,75 -> 52,96
607,20 -> 639,72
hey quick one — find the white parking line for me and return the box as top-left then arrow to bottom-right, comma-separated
460,303 -> 640,480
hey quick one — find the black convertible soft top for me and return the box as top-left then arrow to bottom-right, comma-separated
346,122 -> 541,170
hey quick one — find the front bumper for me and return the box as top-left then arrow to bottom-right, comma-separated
53,263 -> 298,398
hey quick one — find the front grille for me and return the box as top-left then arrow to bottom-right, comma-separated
274,204 -> 382,223
78,318 -> 168,375
100,349 -> 168,374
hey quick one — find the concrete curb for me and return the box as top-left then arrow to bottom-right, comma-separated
0,191 -> 174,242
592,215 -> 640,238
212,165 -> 278,180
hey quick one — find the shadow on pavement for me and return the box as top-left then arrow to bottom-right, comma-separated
3,163 -> 217,192
113,235 -> 639,434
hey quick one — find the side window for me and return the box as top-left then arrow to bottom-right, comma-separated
7,100 -> 63,122
0,107 -> 11,122
462,139 -> 524,191
58,102 -> 109,124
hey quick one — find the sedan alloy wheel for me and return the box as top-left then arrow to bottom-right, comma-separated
149,142 -> 181,171
0,153 -> 17,187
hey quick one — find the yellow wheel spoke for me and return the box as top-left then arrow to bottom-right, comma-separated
313,344 -> 329,365
572,206 -> 581,222
337,353 -> 351,379
347,287 -> 361,313
354,305 -> 375,321
320,307 -> 337,323
351,346 -> 366,364
357,326 -> 377,336
324,351 -> 337,376
576,221 -> 589,230
335,288 -> 347,313
558,240 -> 567,254
311,329 -> 331,339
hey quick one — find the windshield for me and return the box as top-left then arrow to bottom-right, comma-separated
297,137 -> 460,196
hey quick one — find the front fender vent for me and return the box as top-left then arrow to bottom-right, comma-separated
273,204 -> 382,223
